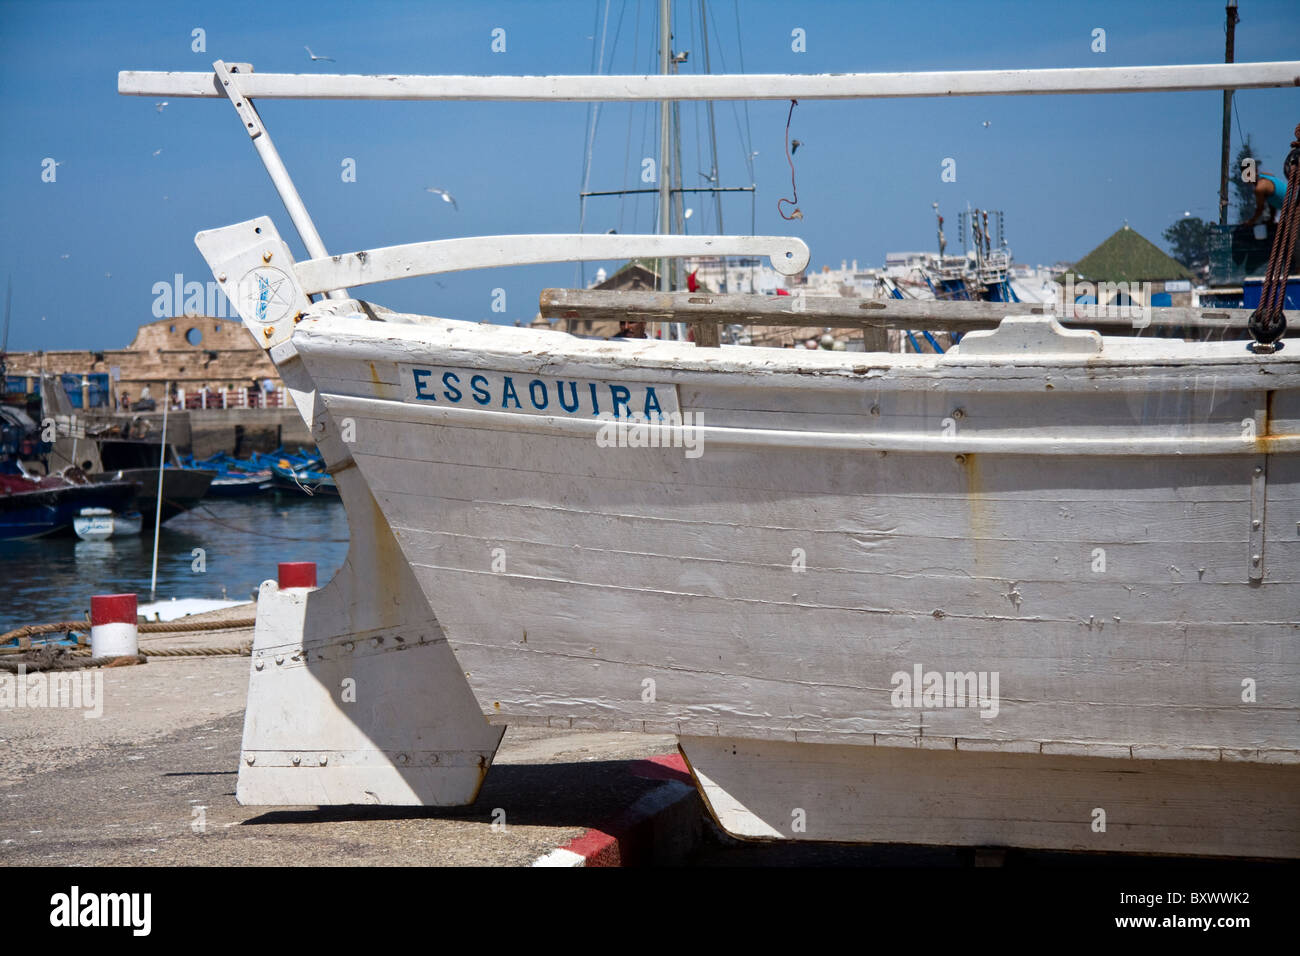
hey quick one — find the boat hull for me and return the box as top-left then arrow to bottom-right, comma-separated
206,472 -> 273,497
92,468 -> 215,523
0,480 -> 138,540
271,309 -> 1300,852
294,315 -> 1299,743
74,510 -> 143,540
680,735 -> 1300,857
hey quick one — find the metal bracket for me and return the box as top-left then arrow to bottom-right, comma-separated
195,217 -> 312,352
212,60 -> 263,140
1249,457 -> 1267,581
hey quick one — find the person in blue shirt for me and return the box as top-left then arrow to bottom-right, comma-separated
1246,170 -> 1288,226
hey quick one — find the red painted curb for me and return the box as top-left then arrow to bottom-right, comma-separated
90,593 -> 137,625
546,753 -> 697,867
628,753 -> 691,783
278,562 -> 318,589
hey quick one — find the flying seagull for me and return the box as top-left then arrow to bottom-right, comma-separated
152,148 -> 163,157
305,46 -> 335,62
60,253 -> 70,259
790,139 -> 803,155
155,101 -> 168,113
426,187 -> 458,211
982,120 -> 991,128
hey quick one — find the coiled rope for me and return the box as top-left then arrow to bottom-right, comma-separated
1,616 -> 257,668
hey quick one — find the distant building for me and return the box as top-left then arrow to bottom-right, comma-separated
554,259 -> 659,338
884,252 -> 934,276
5,316 -> 284,409
1055,224 -> 1196,307
683,256 -> 778,296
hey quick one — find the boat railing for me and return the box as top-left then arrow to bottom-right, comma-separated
118,59 -> 1299,351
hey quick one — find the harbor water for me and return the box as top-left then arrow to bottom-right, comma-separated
2,495 -> 349,634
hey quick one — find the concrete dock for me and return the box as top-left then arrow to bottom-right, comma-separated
0,606 -> 692,866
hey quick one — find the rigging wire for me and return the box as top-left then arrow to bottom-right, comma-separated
700,0 -> 724,235
730,0 -> 756,185
636,0 -> 656,235
686,1 -> 704,232
777,99 -> 802,221
620,0 -> 640,236
578,0 -> 612,287
706,0 -> 756,250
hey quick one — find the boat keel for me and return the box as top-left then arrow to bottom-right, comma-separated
679,736 -> 1300,858
237,479 -> 504,807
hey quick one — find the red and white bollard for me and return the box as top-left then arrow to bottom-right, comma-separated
90,593 -> 138,658
278,562 -> 317,590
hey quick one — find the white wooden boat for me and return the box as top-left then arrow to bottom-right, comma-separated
73,507 -> 143,541
120,58 -> 1300,858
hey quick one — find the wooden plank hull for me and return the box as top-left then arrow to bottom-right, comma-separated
285,310 -> 1299,849
680,735 -> 1300,857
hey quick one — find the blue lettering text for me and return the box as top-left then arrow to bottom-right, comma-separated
501,376 -> 521,409
442,371 -> 462,402
557,381 -> 580,413
609,384 -> 632,419
413,368 -> 436,401
644,387 -> 663,420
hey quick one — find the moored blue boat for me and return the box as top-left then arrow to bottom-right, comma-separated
0,473 -> 138,540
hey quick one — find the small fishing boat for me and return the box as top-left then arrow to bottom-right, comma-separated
136,596 -> 248,623
0,472 -> 137,540
268,465 -> 337,497
90,464 -> 215,523
72,507 -> 143,541
184,455 -> 274,497
207,470 -> 273,496
260,453 -> 338,497
123,52 -> 1300,858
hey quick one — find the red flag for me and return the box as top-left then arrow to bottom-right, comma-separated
775,288 -> 791,296
687,269 -> 699,292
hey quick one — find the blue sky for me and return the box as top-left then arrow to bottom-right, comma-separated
1,0 -> 1298,351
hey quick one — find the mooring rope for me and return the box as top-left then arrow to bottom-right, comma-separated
0,648 -> 151,673
187,504 -> 349,543
0,642 -> 253,672
1249,121 -> 1300,350
134,644 -> 252,657
0,617 -> 257,647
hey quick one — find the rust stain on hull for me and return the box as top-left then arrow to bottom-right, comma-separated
1254,390 -> 1298,454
